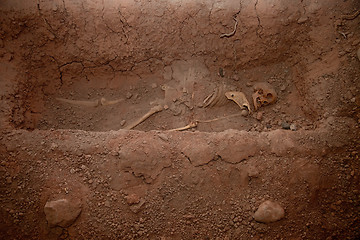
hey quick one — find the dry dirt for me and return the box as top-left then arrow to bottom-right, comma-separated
0,0 -> 360,239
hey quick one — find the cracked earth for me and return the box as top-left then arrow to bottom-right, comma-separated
0,0 -> 360,239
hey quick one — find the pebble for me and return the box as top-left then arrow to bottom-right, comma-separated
6,177 -> 12,184
44,198 -> 82,227
120,120 -> 126,126
158,133 -> 169,142
125,194 -> 140,205
281,122 -> 290,130
241,110 -> 248,117
254,200 -> 285,223
151,83 -> 157,89
290,124 -> 297,131
256,112 -> 263,121
126,92 -> 133,99
297,16 -> 308,24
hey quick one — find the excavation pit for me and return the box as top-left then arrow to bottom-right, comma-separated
1,0 -> 360,239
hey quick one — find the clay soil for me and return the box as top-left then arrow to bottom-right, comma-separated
0,0 -> 360,239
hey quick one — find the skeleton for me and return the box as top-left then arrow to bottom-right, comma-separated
56,78 -> 254,131
252,82 -> 277,111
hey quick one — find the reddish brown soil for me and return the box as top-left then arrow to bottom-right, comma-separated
0,0 -> 359,239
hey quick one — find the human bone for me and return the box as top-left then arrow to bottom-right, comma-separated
252,82 -> 277,110
225,91 -> 251,113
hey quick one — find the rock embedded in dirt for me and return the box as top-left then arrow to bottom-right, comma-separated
44,198 -> 82,227
254,200 -> 285,223
281,122 -> 291,130
126,92 -> 133,99
290,124 -> 297,131
297,16 -> 308,24
125,194 -> 140,205
256,112 -> 263,121
241,110 -> 248,117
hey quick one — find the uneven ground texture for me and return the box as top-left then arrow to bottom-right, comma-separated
0,0 -> 360,239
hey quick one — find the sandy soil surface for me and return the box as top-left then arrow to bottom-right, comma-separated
0,0 -> 359,239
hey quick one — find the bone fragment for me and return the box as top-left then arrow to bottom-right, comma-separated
225,91 -> 252,113
100,97 -> 124,106
124,105 -> 163,130
56,97 -> 124,107
197,113 -> 243,123
56,98 -> 100,107
168,113 -> 243,132
168,121 -> 198,132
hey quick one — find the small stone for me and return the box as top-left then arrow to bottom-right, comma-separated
126,92 -> 133,99
69,168 -> 76,174
241,110 -> 248,117
219,68 -> 224,77
130,199 -> 145,213
281,122 -> 290,130
44,198 -> 82,227
120,120 -> 126,126
6,177 -> 12,184
297,16 -> 308,24
290,124 -> 297,131
151,83 -> 157,89
158,133 -> 168,142
125,194 -> 140,205
256,112 -> 263,121
164,105 -> 169,110
351,97 -> 356,103
246,82 -> 253,87
254,200 -> 285,223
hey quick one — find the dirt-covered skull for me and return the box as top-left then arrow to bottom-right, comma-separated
252,82 -> 277,110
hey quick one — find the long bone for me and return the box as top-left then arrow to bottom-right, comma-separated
167,113 -> 243,131
56,97 -> 124,107
124,105 -> 164,130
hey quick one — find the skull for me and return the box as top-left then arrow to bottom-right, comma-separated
252,82 -> 277,110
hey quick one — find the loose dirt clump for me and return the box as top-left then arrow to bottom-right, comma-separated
0,0 -> 360,239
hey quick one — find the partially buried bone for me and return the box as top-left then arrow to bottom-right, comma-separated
100,97 -> 124,106
252,82 -> 277,110
203,84 -> 229,108
167,113 -> 242,131
225,91 -> 251,113
56,97 -> 124,107
168,121 -> 198,132
124,105 -> 163,130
